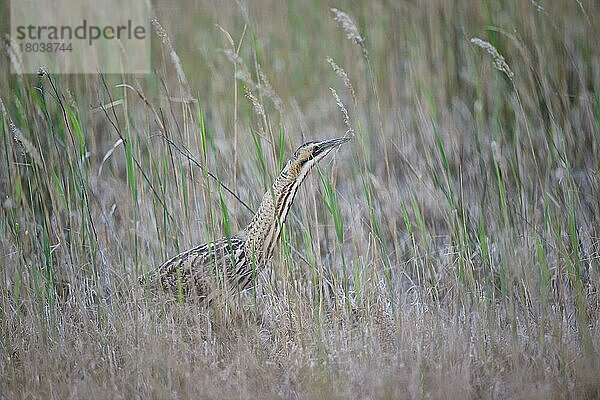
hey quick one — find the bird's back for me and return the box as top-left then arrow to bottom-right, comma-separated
142,234 -> 253,300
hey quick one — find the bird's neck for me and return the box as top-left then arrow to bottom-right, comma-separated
244,165 -> 307,264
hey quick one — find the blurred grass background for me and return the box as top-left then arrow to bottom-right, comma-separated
1,1 -> 599,398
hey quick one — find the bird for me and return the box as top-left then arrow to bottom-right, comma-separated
141,136 -> 350,301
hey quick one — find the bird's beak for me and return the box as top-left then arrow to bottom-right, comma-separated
315,136 -> 351,154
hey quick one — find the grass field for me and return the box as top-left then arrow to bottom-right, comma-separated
1,1 -> 599,398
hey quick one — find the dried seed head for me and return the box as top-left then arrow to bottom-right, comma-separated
330,87 -> 354,136
330,8 -> 368,58
224,52 -> 282,112
10,121 -> 43,168
257,67 -> 283,112
245,88 -> 264,117
150,17 -> 168,41
5,34 -> 24,74
330,8 -> 364,46
151,17 -> 191,96
490,140 -> 506,173
470,38 -> 514,79
1,96 -> 42,167
327,57 -> 356,101
223,49 -> 256,91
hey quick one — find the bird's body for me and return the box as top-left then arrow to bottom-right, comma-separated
149,235 -> 248,299
142,136 -> 349,300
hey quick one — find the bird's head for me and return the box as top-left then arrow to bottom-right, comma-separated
287,136 -> 350,175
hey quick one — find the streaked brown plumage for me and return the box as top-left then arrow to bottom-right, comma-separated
141,136 -> 350,300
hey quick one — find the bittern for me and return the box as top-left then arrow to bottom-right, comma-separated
141,136 -> 350,300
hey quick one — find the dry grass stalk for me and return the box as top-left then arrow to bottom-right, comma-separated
223,49 -> 257,89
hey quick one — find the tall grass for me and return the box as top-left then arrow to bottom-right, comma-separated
1,1 -> 599,398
